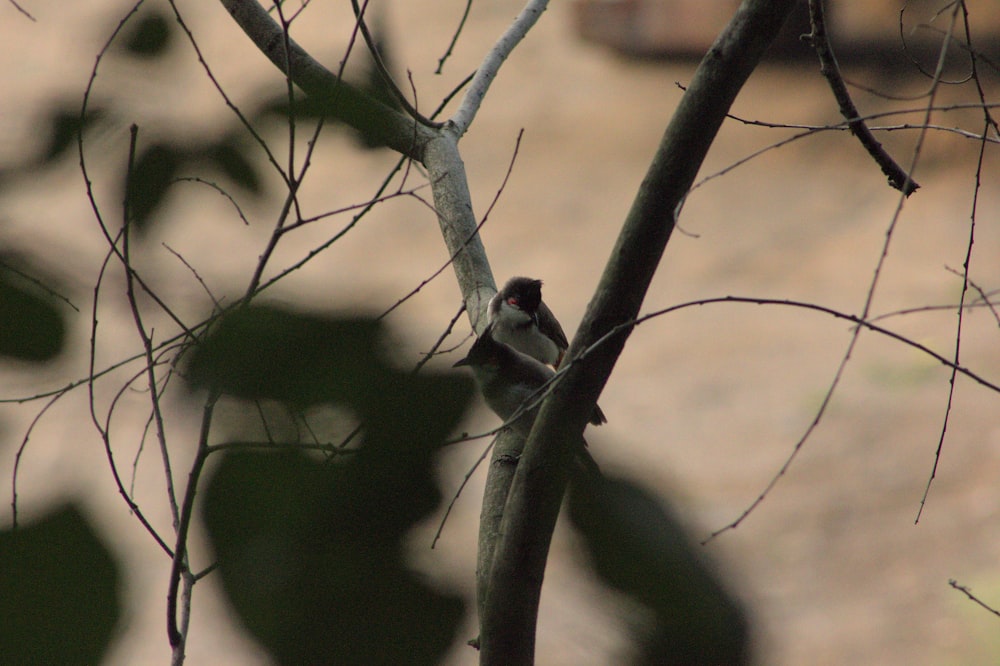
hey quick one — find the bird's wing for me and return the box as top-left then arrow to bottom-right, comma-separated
536,300 -> 569,350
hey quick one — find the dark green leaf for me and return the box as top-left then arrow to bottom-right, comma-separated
204,450 -> 466,666
252,90 -> 338,123
357,29 -> 401,149
0,504 -> 122,665
202,137 -> 262,195
569,475 -> 753,665
120,11 -> 172,58
125,142 -> 183,233
38,106 -> 105,164
184,306 -> 386,406
0,270 -> 66,361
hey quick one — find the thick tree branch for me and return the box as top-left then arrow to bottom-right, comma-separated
479,1 -> 800,663
218,1 -> 501,321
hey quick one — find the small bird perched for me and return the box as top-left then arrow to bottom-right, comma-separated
453,324 -> 605,440
488,276 -> 568,368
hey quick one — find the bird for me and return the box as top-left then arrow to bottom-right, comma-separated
488,276 -> 569,368
453,324 -> 603,474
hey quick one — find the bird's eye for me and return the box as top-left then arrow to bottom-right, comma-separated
507,297 -> 519,306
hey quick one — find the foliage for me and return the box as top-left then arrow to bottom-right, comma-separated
1,1 -> 999,664
0,504 -> 121,665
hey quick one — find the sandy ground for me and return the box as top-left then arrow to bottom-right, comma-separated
1,1 -> 999,664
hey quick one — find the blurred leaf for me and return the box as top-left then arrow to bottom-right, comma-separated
120,10 -> 172,58
125,142 -> 183,233
250,49 -> 402,151
204,449 -> 466,666
253,89 -> 339,124
568,475 -> 753,665
197,309 -> 473,663
185,306 -> 386,406
0,265 -> 66,362
0,504 -> 122,665
357,27 -> 401,149
38,105 -> 106,165
201,137 -> 262,195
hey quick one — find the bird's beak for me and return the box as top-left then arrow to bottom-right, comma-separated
453,356 -> 470,368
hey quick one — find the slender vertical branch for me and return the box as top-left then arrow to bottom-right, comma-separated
916,0 -> 996,521
167,392 -> 218,654
123,124 -> 181,530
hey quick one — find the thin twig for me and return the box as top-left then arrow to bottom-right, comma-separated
167,393 -> 218,648
87,237 -> 174,558
78,2 -> 196,342
11,392 -> 66,528
432,433 -> 498,550
167,0 -> 289,186
173,177 -> 251,226
413,302 -> 467,374
378,130 -> 524,322
123,124 -> 181,530
949,579 -> 1000,619
162,243 -> 222,309
916,1 -> 995,522
7,0 -> 35,20
806,0 -> 919,194
436,0 -> 473,74
450,0 -> 549,135
0,259 -> 80,312
350,0 -> 441,128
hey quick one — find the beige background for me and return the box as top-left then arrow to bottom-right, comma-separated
1,1 -> 999,664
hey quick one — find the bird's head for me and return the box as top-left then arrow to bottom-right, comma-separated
453,324 -> 505,371
498,276 -> 543,315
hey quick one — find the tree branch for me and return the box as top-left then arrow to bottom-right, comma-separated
479,1 -> 800,662
449,0 -> 549,136
219,0 -> 436,159
806,0 -> 919,195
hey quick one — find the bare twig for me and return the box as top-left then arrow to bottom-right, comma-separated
806,0 -> 919,195
123,125 -> 181,530
450,0 -> 548,136
0,258 -> 79,312
413,302 -> 467,374
916,1 -> 996,522
436,0 -> 474,74
166,393 -> 217,650
6,0 -> 34,21
88,239 -> 174,558
173,177 -> 251,226
11,392 -> 66,528
432,433 -> 498,550
219,0 -> 434,159
350,0 -> 441,127
950,579 -> 1000,619
167,0 -> 289,185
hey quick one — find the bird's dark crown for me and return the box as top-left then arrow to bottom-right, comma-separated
500,276 -> 543,313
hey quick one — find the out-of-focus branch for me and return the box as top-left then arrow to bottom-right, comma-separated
479,1 -> 801,663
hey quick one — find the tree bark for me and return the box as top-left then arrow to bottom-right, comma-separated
478,1 -> 800,663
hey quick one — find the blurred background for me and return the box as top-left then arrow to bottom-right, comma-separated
1,0 -> 999,663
